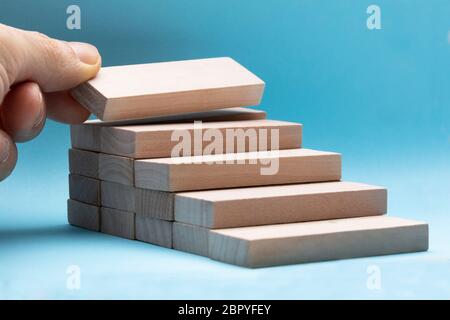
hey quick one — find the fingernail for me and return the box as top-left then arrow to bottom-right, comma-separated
68,42 -> 100,65
32,90 -> 46,129
0,132 -> 10,164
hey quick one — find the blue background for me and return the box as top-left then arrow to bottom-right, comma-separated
0,0 -> 449,299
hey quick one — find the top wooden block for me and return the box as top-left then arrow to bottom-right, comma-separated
71,57 -> 265,121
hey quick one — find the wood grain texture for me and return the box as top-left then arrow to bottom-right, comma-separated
135,215 -> 173,248
100,183 -> 175,220
71,57 -> 265,121
68,148 -> 99,179
135,188 -> 174,220
173,222 -> 209,257
101,181 -> 135,212
135,148 -> 341,191
99,153 -> 134,185
67,199 -> 100,231
70,108 -> 265,151
208,216 -> 429,267
101,207 -> 135,240
101,119 -> 301,158
69,174 -> 100,205
70,123 -> 101,152
175,181 -> 387,228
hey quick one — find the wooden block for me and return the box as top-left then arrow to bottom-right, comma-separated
67,199 -> 100,231
101,181 -> 135,212
69,174 -> 100,205
135,188 -> 174,220
100,182 -> 174,220
135,148 -> 341,192
101,119 -> 301,158
70,123 -> 101,152
173,222 -> 209,257
71,57 -> 265,121
208,216 -> 429,267
99,153 -> 134,186
68,148 -> 99,179
135,215 -> 172,248
101,207 -> 135,240
70,108 -> 264,151
175,181 -> 387,228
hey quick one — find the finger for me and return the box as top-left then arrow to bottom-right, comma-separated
0,25 -> 101,99
45,91 -> 90,124
0,129 -> 18,181
24,38 -> 101,92
0,82 -> 46,142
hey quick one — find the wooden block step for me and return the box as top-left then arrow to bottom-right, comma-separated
99,153 -> 134,186
71,123 -> 101,152
175,181 -> 387,228
101,207 -> 135,240
71,119 -> 299,158
100,180 -> 385,225
99,181 -> 174,220
71,57 -> 265,121
68,148 -> 99,179
67,199 -> 100,231
101,181 -> 135,212
70,107 -> 266,152
208,216 -> 428,267
173,222 -> 209,257
135,148 -> 341,191
101,119 -> 301,159
135,215 -> 172,248
135,189 -> 174,220
69,174 -> 100,205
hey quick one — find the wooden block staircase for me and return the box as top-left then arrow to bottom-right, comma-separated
67,57 -> 428,267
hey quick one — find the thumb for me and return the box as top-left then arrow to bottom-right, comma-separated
0,25 -> 101,102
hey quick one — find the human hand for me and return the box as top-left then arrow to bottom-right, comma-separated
0,24 -> 101,181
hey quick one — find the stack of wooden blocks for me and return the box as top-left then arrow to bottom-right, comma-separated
67,57 -> 428,268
